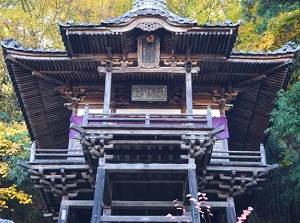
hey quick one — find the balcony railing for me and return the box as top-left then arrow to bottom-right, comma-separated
81,105 -> 213,127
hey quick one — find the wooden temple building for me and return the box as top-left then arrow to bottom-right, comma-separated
2,0 -> 299,222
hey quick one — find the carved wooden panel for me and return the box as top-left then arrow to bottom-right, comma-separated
137,34 -> 160,68
131,84 -> 167,102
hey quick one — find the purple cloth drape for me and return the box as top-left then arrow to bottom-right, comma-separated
69,115 -> 229,139
212,117 -> 229,139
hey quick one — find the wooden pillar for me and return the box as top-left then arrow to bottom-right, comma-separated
103,61 -> 113,116
188,169 -> 201,223
185,61 -> 193,116
91,167 -> 106,223
58,196 -> 70,223
29,141 -> 36,162
260,143 -> 266,165
226,197 -> 236,223
207,105 -> 212,127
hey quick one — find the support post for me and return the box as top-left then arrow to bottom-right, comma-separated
91,167 -> 106,223
103,61 -> 113,118
188,169 -> 201,223
58,196 -> 70,223
226,197 -> 236,223
29,141 -> 36,162
83,104 -> 89,125
185,61 -> 193,122
207,105 -> 212,127
260,143 -> 266,165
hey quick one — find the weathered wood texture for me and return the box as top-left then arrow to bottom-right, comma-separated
91,168 -> 106,223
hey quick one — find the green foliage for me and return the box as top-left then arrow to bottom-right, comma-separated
167,0 -> 242,24
267,82 -> 300,160
0,0 -> 298,222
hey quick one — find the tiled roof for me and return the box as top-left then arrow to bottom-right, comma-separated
2,38 -> 65,53
233,42 -> 300,55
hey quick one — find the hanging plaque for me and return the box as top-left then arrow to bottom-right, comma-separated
131,84 -> 167,102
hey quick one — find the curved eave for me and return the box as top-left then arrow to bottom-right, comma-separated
2,43 -> 298,151
2,46 -> 71,149
59,17 -> 240,57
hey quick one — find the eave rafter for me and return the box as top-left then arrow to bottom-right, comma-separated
5,55 -> 65,85
235,60 -> 292,87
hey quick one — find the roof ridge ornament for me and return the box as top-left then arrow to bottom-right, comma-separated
101,0 -> 196,25
133,0 -> 166,9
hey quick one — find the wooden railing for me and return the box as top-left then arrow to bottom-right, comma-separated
210,143 -> 267,165
29,142 -> 85,164
29,140 -> 267,166
82,104 -> 213,127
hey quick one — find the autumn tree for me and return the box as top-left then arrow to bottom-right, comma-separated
0,0 -> 299,222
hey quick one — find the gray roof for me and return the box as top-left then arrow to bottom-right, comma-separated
233,42 -> 300,55
0,219 -> 14,223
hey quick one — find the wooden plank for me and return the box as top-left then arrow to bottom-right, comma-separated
211,155 -> 261,159
209,125 -> 225,136
58,196 -> 69,223
29,164 -> 89,170
17,161 -> 32,169
185,71 -> 193,116
111,200 -> 182,208
81,129 -> 212,136
226,197 -> 236,223
209,161 -> 264,166
108,140 -> 184,145
35,154 -> 84,157
100,216 -> 192,222
207,106 -> 212,127
103,163 -> 195,171
80,123 -> 213,130
103,71 -> 112,115
35,149 -> 83,152
83,104 -> 89,125
30,159 -> 86,164
207,166 -> 268,172
30,141 -> 36,162
91,167 -> 106,223
188,169 -> 201,223
88,118 -> 208,124
61,200 -> 94,207
260,143 -> 266,165
212,150 -> 261,154
57,200 -> 232,209
88,113 -> 206,117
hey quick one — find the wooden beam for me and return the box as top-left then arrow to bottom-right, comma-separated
188,169 -> 201,223
235,74 -> 266,87
91,167 -> 106,223
29,141 -> 36,162
32,70 -> 65,85
100,216 -> 192,222
260,143 -> 266,165
226,197 -> 236,223
185,61 -> 193,116
110,200 -> 182,208
97,66 -> 200,74
58,196 -> 70,223
103,61 -> 112,116
103,163 -> 195,171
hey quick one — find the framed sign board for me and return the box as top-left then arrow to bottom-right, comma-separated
130,84 -> 168,103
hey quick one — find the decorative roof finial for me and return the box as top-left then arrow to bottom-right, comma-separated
133,0 -> 166,9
